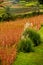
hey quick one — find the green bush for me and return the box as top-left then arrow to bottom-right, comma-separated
2,13 -> 12,21
18,38 -> 34,53
32,11 -> 40,16
0,17 -> 2,21
23,28 -> 41,46
1,6 -> 14,21
41,24 -> 43,27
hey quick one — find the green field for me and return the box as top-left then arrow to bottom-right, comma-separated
18,1 -> 38,7
12,27 -> 43,65
24,1 -> 38,7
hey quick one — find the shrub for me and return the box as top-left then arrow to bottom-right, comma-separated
0,17 -> 2,21
32,11 -> 40,16
18,38 -> 34,53
2,13 -> 12,21
41,24 -> 43,27
23,28 -> 41,46
1,6 -> 14,21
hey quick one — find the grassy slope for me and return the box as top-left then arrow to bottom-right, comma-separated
12,27 -> 43,65
39,27 -> 43,39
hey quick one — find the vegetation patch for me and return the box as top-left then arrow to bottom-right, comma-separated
18,38 -> 34,53
12,27 -> 43,65
23,28 -> 41,46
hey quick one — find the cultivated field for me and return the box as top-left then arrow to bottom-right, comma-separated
0,15 -> 43,65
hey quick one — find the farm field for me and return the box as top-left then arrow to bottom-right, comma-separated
0,15 -> 43,65
0,15 -> 43,46
0,6 -> 43,16
0,0 -> 43,65
0,0 -> 43,16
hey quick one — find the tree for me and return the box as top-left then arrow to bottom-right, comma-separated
38,0 -> 43,4
2,6 -> 12,21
